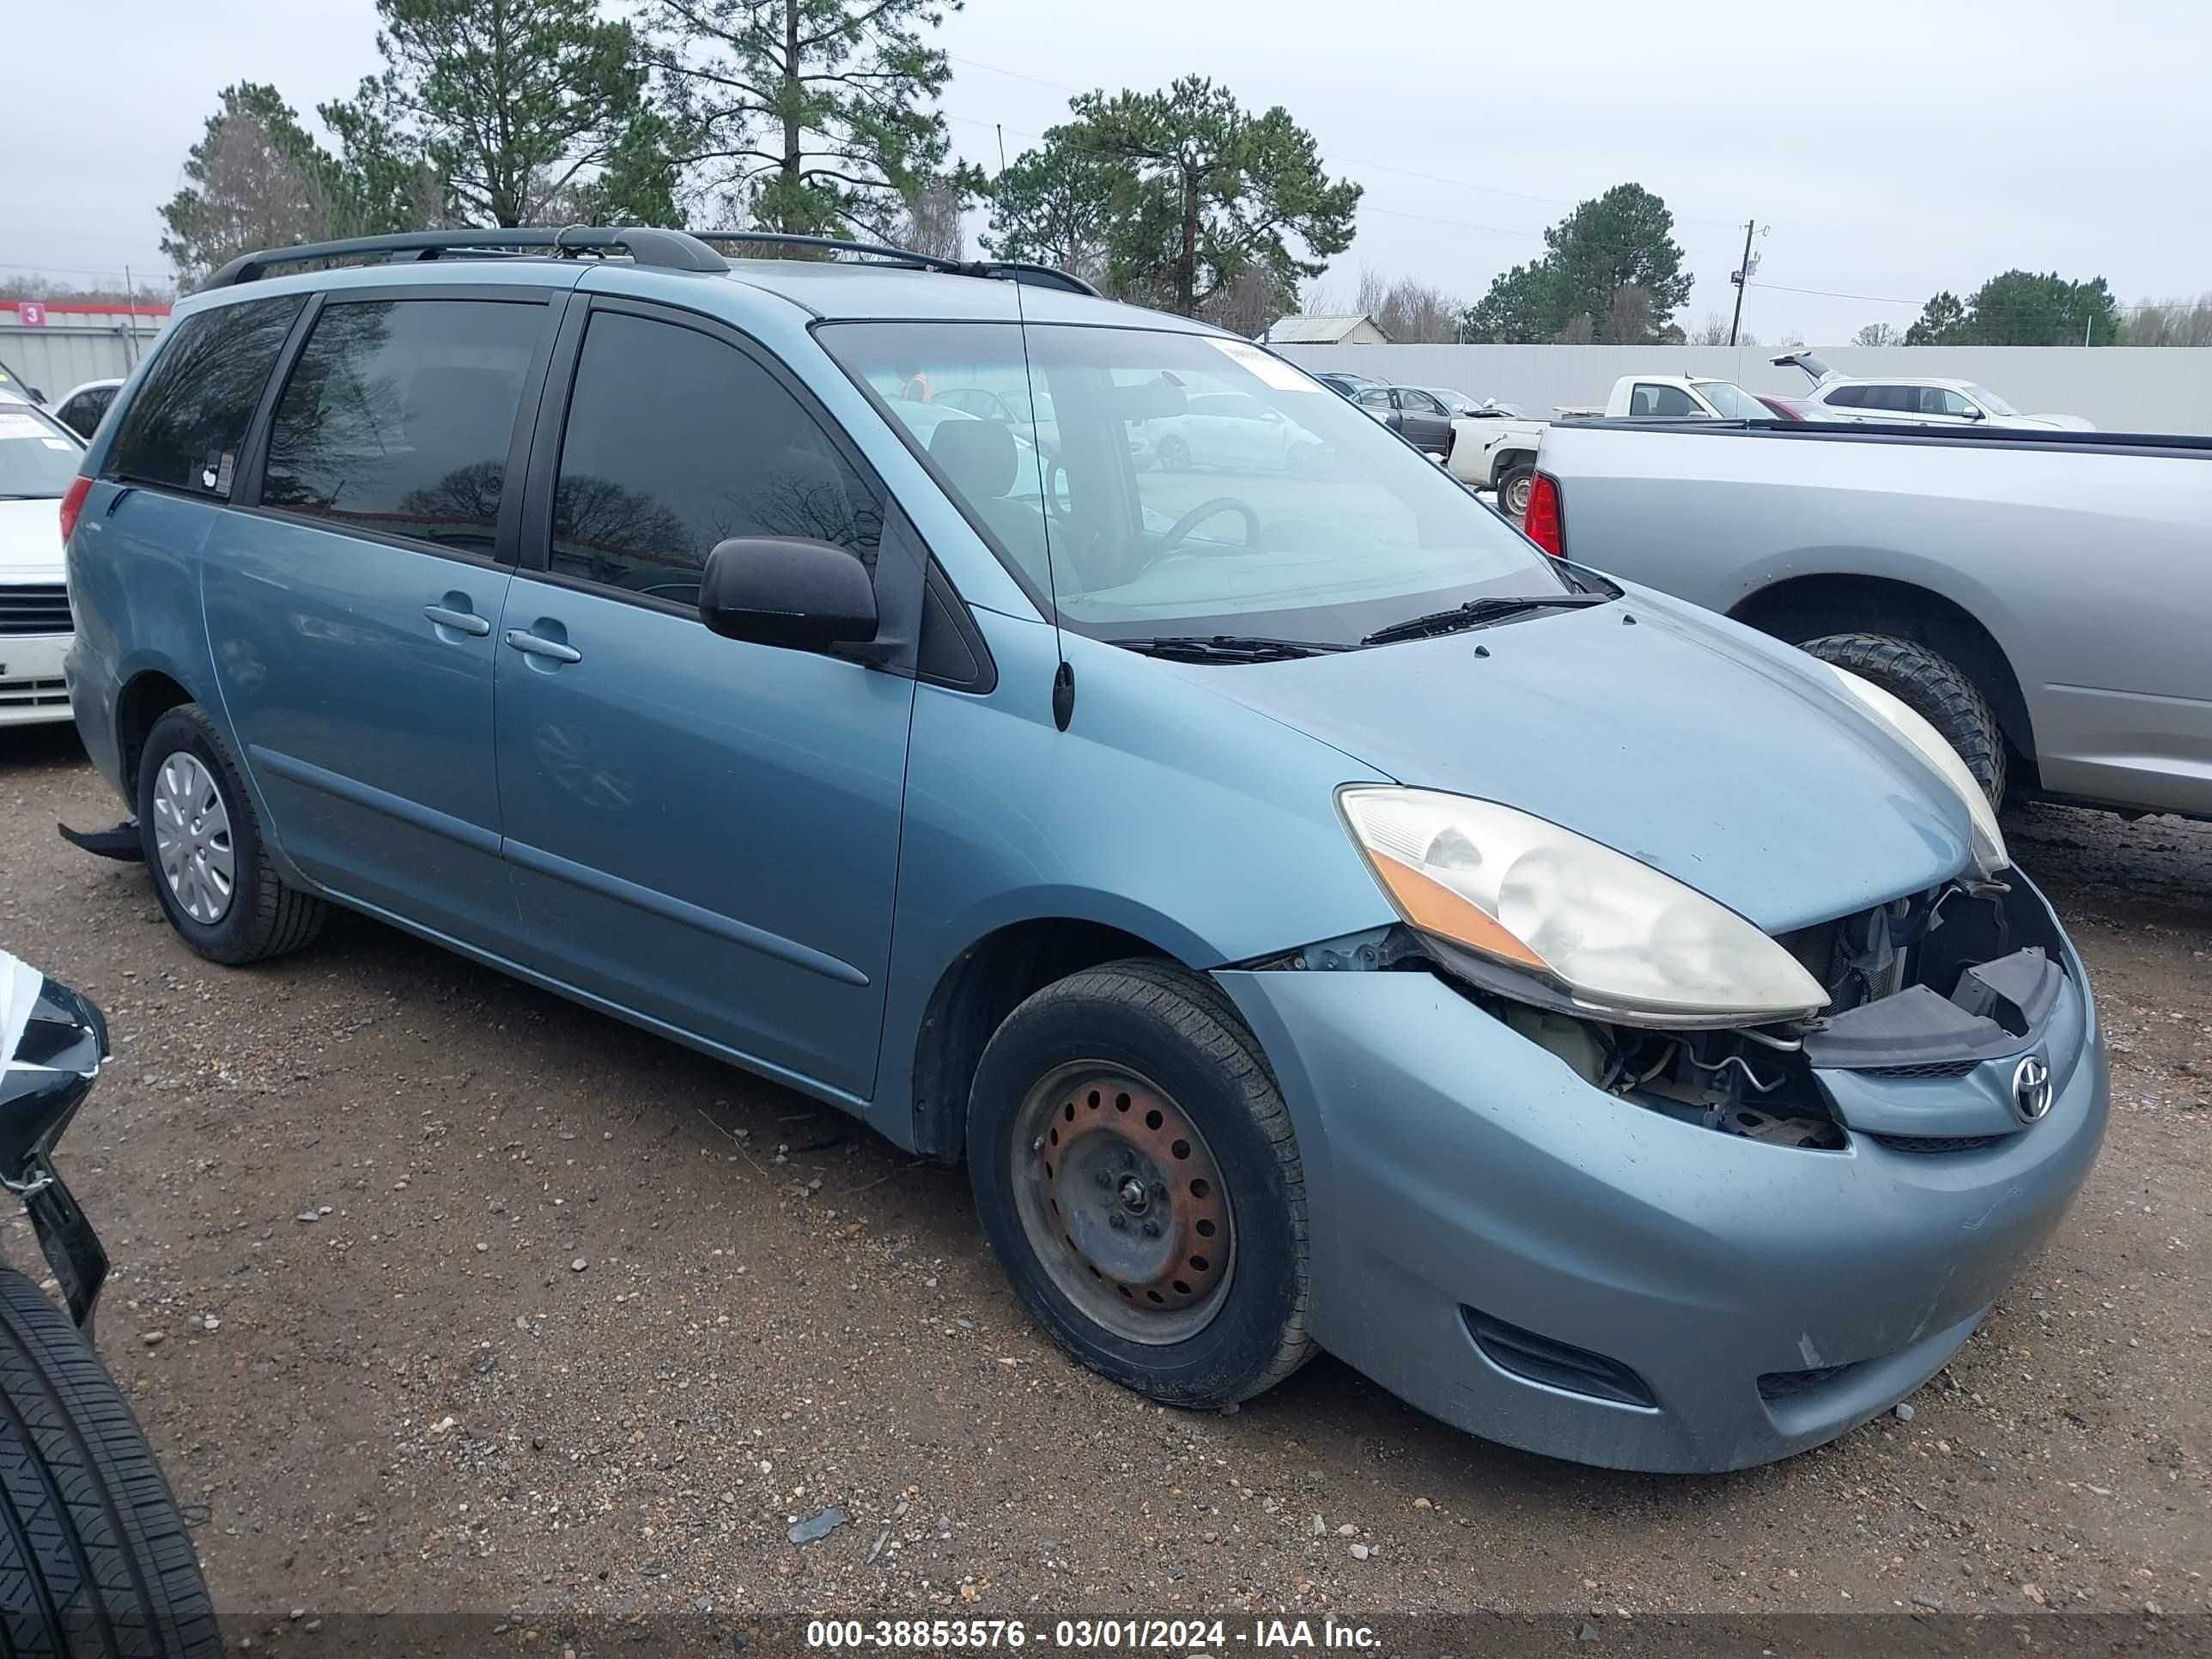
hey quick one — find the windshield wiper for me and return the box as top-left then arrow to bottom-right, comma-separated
1113,635 -> 1352,663
1361,592 -> 1612,647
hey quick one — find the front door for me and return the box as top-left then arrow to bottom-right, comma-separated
493,301 -> 915,1102
203,289 -> 556,950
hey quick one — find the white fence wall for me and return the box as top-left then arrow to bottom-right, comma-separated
1273,343 -> 2212,434
0,319 -> 163,401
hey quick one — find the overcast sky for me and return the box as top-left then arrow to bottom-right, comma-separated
9,0 -> 2209,342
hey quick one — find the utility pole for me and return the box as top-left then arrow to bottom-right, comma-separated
1727,218 -> 1756,347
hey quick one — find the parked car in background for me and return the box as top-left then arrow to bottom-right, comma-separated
1311,370 -> 1382,400
1351,384 -> 1456,456
1421,386 -> 1525,420
1773,351 -> 2094,430
1448,375 -> 1779,513
1529,417 -> 2211,817
50,379 -> 125,441
61,227 -> 2106,1475
0,357 -> 45,407
1143,389 -> 1328,472
1,398 -> 84,726
0,946 -> 222,1655
1755,393 -> 1814,421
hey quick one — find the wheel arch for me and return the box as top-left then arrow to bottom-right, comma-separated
1729,573 -> 2038,769
907,916 -> 1184,1162
112,667 -> 198,788
1489,447 -> 1537,489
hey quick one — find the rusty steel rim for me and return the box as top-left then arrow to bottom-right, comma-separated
1010,1062 -> 1236,1346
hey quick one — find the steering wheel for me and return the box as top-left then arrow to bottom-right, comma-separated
1156,495 -> 1261,555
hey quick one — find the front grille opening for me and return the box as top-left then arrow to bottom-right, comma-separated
1757,1361 -> 1863,1402
1863,1059 -> 1979,1079
1463,1308 -> 1656,1409
0,585 -> 74,635
1871,1133 -> 2008,1155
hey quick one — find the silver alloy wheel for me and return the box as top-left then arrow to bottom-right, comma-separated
150,752 -> 236,925
1010,1061 -> 1237,1346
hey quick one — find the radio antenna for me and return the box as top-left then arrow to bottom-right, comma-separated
998,161 -> 1074,728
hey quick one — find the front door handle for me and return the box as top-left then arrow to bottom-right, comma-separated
423,604 -> 492,636
505,629 -> 582,665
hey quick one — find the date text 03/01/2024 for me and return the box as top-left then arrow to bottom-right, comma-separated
804,1618 -> 1382,1650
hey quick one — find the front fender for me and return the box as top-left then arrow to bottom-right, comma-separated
872,611 -> 1396,1145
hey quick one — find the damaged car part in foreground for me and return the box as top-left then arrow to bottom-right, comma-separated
0,950 -> 222,1651
60,229 -> 2106,1474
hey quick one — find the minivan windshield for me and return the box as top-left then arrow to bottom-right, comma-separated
0,404 -> 82,498
821,322 -> 1570,647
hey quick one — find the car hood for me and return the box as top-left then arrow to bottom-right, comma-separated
1177,589 -> 1973,933
0,498 -> 65,577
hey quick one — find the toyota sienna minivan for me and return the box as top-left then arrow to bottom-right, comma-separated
61,228 -> 2106,1472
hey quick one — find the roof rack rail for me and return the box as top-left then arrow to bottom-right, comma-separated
203,226 -> 730,289
687,229 -> 1101,298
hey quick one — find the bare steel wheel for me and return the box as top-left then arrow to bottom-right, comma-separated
969,959 -> 1314,1409
150,750 -> 235,924
1012,1064 -> 1235,1345
1498,464 -> 1536,518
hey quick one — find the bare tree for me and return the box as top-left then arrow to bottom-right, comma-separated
1686,308 -> 1760,347
1554,312 -> 1595,345
1352,268 -> 1465,343
2122,294 -> 2212,347
894,174 -> 969,262
1853,321 -> 1905,348
1599,283 -> 1654,344
161,106 -> 349,287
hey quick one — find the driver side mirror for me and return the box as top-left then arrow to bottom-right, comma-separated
700,538 -> 878,653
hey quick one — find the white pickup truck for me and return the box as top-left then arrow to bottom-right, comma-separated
1448,374 -> 1773,513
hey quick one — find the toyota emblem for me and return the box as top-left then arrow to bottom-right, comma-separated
2011,1054 -> 2054,1123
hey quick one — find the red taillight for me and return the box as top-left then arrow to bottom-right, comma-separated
58,476 -> 91,549
1522,471 -> 1564,556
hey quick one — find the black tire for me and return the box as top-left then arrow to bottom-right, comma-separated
1799,632 -> 2008,807
0,1266 -> 222,1658
1496,464 -> 1535,517
1155,434 -> 1191,472
136,703 -> 325,965
968,959 -> 1314,1409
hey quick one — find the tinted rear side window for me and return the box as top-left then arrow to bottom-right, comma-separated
260,299 -> 543,553
548,311 -> 880,608
106,295 -> 303,495
1824,386 -> 1866,408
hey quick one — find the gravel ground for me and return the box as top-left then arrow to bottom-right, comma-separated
0,722 -> 2204,1630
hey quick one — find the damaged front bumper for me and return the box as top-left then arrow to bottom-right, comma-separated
1215,872 -> 2107,1474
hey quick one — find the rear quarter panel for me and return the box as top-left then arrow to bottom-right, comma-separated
1538,425 -> 2212,814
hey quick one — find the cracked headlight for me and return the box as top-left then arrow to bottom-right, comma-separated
1826,666 -> 2009,878
1338,787 -> 1828,1028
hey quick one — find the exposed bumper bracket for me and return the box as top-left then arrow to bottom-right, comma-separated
56,819 -> 143,863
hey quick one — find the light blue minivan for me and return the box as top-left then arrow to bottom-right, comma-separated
61,228 -> 2106,1472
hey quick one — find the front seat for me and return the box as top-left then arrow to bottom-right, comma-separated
927,417 -> 1051,584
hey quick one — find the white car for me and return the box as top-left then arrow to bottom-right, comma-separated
1143,392 -> 1327,474
1772,351 -> 2094,431
49,380 -> 124,442
0,398 -> 84,728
